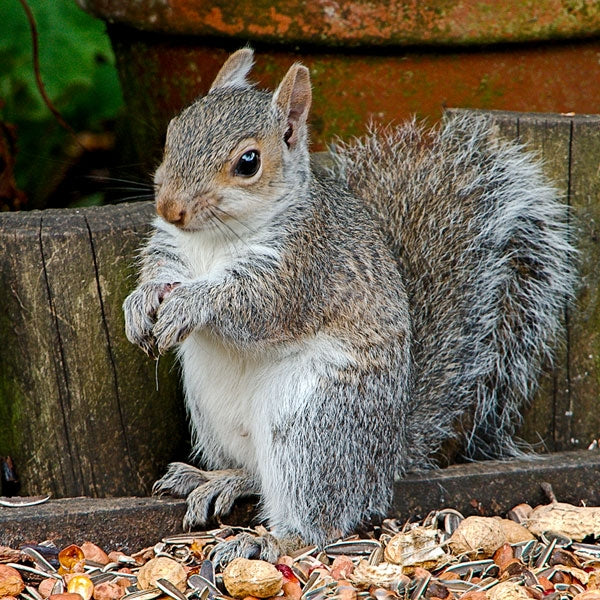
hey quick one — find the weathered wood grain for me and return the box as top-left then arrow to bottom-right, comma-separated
0,204 -> 188,497
39,210 -> 129,496
0,212 -> 78,496
568,117 -> 600,447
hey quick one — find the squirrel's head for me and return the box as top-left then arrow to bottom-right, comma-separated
154,48 -> 312,232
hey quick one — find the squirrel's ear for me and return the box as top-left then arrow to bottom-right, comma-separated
209,48 -> 254,92
272,63 -> 312,148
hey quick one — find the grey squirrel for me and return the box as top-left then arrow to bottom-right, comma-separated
123,48 -> 575,562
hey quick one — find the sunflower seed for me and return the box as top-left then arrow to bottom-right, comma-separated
199,560 -> 215,584
52,580 -> 65,595
572,543 -> 600,559
20,547 -> 57,573
324,540 -> 381,557
188,574 -> 220,596
25,585 -> 44,600
156,578 -> 188,600
6,563 -> 61,579
536,538 -> 558,568
122,589 -> 162,600
443,560 -> 494,576
410,574 -> 431,600
443,580 -> 482,593
90,572 -> 118,586
0,495 -> 51,507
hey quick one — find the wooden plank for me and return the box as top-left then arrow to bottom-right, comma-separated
394,448 -> 600,520
83,202 -> 188,494
39,210 -> 135,496
487,109 -> 519,140
568,116 -> 600,448
0,497 -> 188,552
0,203 -> 188,498
515,113 -> 572,451
0,211 -> 82,497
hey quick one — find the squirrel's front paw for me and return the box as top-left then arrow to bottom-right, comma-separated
123,281 -> 179,357
153,285 -> 200,353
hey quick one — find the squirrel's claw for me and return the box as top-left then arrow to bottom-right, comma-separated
182,470 -> 258,529
152,462 -> 210,497
154,320 -> 194,354
123,281 -> 175,357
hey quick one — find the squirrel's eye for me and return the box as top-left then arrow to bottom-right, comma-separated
234,150 -> 261,178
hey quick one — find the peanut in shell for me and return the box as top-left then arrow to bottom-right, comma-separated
136,556 -> 187,593
384,526 -> 447,570
494,518 -> 535,544
0,565 -> 25,598
448,516 -> 507,558
351,560 -> 409,590
222,558 -> 283,599
486,581 -> 530,600
526,502 -> 600,541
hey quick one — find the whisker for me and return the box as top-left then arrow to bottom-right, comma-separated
102,186 -> 155,192
115,194 -> 156,203
208,208 -> 251,252
207,208 -> 239,258
212,205 -> 257,235
87,175 -> 153,188
216,217 -> 250,248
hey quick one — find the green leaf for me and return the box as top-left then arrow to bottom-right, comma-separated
0,0 -> 124,206
0,0 -> 122,123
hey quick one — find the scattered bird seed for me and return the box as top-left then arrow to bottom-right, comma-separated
5,499 -> 600,600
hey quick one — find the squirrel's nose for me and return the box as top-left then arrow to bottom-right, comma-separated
156,196 -> 189,227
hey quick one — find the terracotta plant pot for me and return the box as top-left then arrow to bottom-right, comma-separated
78,0 -> 600,178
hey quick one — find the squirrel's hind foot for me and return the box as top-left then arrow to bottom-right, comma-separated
209,531 -> 282,566
183,469 -> 258,528
153,463 -> 258,528
152,462 -> 211,497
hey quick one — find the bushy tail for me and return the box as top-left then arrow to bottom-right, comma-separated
329,113 -> 577,464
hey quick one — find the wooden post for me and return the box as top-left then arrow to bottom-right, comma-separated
568,117 -> 600,447
0,203 -> 188,497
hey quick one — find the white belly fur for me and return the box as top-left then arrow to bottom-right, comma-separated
179,330 -> 352,473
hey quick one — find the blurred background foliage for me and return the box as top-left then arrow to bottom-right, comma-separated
0,0 -> 126,210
